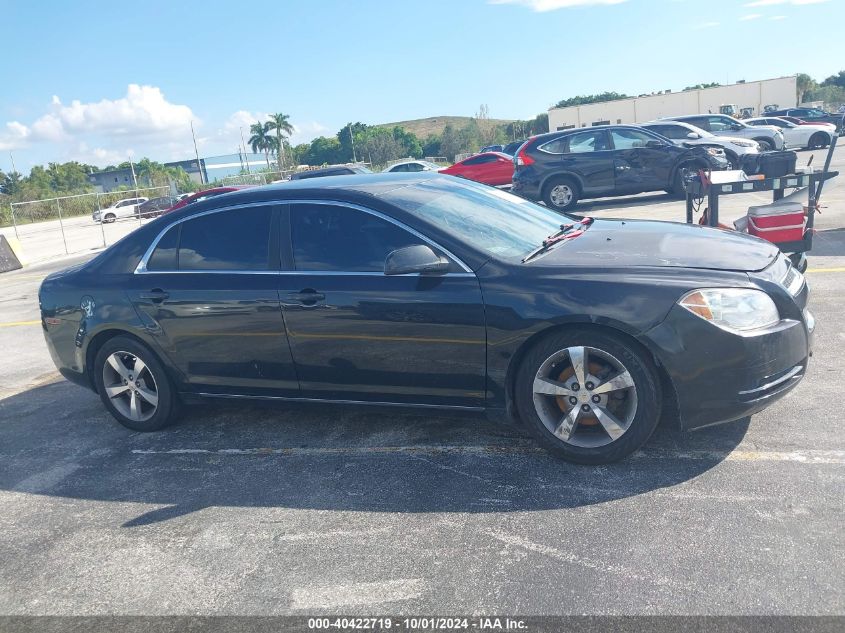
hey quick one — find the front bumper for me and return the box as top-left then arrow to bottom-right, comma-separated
644,305 -> 813,430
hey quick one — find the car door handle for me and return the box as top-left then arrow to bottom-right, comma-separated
286,290 -> 325,306
139,289 -> 169,303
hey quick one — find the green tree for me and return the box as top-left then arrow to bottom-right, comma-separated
683,82 -> 721,91
796,73 -> 816,104
554,91 -> 630,108
0,170 -> 22,196
267,113 -> 294,169
248,121 -> 274,169
820,71 -> 845,89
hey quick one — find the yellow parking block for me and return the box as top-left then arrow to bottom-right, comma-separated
806,267 -> 845,274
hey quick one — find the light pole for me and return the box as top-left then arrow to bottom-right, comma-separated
191,120 -> 205,184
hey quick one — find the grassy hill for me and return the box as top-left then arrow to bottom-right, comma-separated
377,115 -> 515,138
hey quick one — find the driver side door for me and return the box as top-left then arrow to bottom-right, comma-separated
278,201 -> 487,408
611,128 -> 673,194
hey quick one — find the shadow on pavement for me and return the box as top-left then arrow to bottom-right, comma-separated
807,227 -> 845,257
0,381 -> 749,526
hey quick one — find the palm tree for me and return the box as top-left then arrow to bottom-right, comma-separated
248,121 -> 273,170
267,113 -> 294,170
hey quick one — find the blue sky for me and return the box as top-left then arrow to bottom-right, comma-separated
2,0 -> 843,172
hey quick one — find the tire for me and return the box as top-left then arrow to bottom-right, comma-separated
104,213 -> 116,223
671,163 -> 699,198
754,138 -> 774,152
724,150 -> 738,170
542,177 -> 580,212
514,328 -> 662,464
94,336 -> 178,432
808,132 -> 829,150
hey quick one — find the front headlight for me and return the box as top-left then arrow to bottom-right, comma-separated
732,140 -> 757,148
679,288 -> 780,332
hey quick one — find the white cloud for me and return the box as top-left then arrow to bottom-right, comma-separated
769,14 -> 787,19
490,0 -> 626,11
0,121 -> 30,151
30,84 -> 195,141
693,21 -> 720,29
740,13 -> 763,19
744,0 -> 829,6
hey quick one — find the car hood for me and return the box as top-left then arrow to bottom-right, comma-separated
529,219 -> 778,272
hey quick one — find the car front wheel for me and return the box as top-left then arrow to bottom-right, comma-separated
515,329 -> 661,464
94,336 -> 178,432
755,138 -> 775,152
542,177 -> 579,212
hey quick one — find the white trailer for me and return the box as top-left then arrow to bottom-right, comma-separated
547,76 -> 798,131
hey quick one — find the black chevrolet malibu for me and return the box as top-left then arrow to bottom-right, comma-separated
39,173 -> 814,464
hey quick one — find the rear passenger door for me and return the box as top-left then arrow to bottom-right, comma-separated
129,204 -> 299,397
558,130 -> 615,195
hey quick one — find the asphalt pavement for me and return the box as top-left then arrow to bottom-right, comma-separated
0,156 -> 843,616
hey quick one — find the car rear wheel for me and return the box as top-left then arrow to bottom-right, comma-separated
94,336 -> 178,432
808,132 -> 829,150
515,329 -> 661,464
542,177 -> 579,212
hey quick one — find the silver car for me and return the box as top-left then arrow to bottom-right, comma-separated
383,160 -> 443,173
640,120 -> 759,168
662,114 -> 784,151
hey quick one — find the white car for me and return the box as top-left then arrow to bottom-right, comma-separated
663,114 -> 784,151
745,117 -> 834,150
92,197 -> 148,223
640,120 -> 759,168
383,160 -> 442,173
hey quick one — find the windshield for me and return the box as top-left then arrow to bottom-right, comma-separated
380,178 -> 566,259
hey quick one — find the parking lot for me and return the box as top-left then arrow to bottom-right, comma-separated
1,145 -> 844,616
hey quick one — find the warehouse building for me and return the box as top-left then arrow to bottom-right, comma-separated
547,76 -> 798,131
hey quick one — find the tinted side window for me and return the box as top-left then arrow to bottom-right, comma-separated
566,130 -> 609,153
390,163 -> 408,172
291,204 -> 423,272
147,224 -> 180,271
461,156 -> 485,166
653,125 -> 682,139
684,117 -> 709,131
538,137 -> 567,154
611,128 -> 655,149
405,163 -> 424,172
178,206 -> 272,271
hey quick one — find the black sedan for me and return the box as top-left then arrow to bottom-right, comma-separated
511,125 -> 729,211
39,174 -> 813,464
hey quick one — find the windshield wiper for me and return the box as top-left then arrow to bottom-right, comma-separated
522,217 -> 594,263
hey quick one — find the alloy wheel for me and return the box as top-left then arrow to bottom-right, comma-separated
102,351 -> 159,422
549,184 -> 573,208
532,345 -> 638,448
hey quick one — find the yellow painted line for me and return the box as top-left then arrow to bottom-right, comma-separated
806,267 -> 845,274
0,319 -> 40,328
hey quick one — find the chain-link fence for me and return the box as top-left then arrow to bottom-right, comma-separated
1,187 -> 169,263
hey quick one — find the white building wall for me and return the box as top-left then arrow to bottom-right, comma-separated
548,76 -> 797,131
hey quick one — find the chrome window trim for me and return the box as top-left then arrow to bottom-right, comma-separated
135,198 -> 474,275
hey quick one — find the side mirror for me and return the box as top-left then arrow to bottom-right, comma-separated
645,140 -> 664,149
686,132 -> 701,139
384,244 -> 449,276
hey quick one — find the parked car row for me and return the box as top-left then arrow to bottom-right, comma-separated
511,125 -> 729,211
